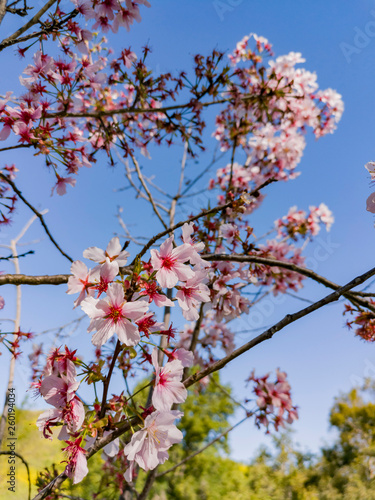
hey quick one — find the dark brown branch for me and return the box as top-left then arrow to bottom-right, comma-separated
0,143 -> 32,152
45,97 -> 232,120
183,263 -> 375,389
99,340 -> 122,419
0,0 -> 57,50
137,468 -> 158,500
0,174 -> 73,262
203,253 -> 375,312
0,0 -> 7,25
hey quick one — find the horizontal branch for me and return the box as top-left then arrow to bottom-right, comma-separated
45,97 -> 231,120
183,263 -> 375,389
0,274 -> 69,285
204,253 -> 375,312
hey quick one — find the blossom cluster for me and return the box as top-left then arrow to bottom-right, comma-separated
35,348 -> 85,442
247,369 -> 298,432
344,303 -> 375,342
211,34 -> 344,207
275,204 -> 334,240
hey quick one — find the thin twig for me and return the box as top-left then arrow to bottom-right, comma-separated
156,415 -> 250,479
129,152 -> 168,230
0,451 -> 31,500
0,174 -> 73,262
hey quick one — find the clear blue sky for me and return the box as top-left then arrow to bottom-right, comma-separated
1,0 -> 375,462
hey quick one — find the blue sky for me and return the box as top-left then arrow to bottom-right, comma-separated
1,0 -> 375,463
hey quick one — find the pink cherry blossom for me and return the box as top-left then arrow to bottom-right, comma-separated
67,260 -> 99,308
181,222 -> 210,268
175,271 -> 211,321
138,280 -> 175,308
63,437 -> 89,484
150,236 -> 195,288
83,236 -> 130,267
81,283 -> 149,346
124,410 -> 183,479
166,348 -> 194,368
151,348 -> 187,411
51,175 -> 76,196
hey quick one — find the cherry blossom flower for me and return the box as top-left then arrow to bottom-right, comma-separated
81,283 -> 149,346
247,369 -> 298,432
181,222 -> 210,268
67,260 -> 99,307
165,347 -> 194,367
150,236 -> 195,288
175,271 -> 211,321
138,280 -> 174,308
83,236 -> 130,268
63,437 -> 89,484
219,223 -> 239,245
51,175 -> 76,196
124,410 -> 183,480
151,348 -> 187,411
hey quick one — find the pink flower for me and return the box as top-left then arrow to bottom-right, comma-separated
166,348 -> 194,368
175,271 -> 211,321
67,260 -> 99,308
219,223 -> 239,244
81,283 -> 149,346
124,410 -> 183,479
182,222 -> 210,268
63,437 -> 89,484
150,236 -> 195,288
0,296 -> 4,309
51,175 -> 76,196
151,348 -> 187,411
83,236 -> 129,267
93,258 -> 119,296
40,359 -> 78,407
138,280 -> 174,308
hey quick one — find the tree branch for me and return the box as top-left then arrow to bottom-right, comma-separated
0,0 -> 57,50
129,152 -> 168,230
133,178 -> 276,263
0,174 -> 73,262
156,415 -> 250,479
183,264 -> 375,389
203,253 -> 375,312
